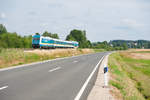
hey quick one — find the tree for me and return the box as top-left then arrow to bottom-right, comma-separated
51,33 -> 59,39
148,43 -> 150,49
0,32 -> 32,48
42,31 -> 59,39
122,43 -> 128,50
0,24 -> 7,34
42,31 -> 50,37
66,35 -> 75,41
66,29 -> 91,48
0,32 -> 21,48
86,40 -> 92,48
35,33 -> 40,35
22,35 -> 32,48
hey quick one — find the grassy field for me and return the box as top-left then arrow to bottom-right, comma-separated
0,48 -> 104,69
93,49 -> 106,53
109,50 -> 150,100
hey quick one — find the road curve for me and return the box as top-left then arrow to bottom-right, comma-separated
0,52 -> 108,100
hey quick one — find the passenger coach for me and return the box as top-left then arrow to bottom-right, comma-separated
32,35 -> 79,49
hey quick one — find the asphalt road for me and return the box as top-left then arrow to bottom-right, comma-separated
0,52 -> 108,100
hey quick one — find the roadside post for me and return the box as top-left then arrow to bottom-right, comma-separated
104,65 -> 108,87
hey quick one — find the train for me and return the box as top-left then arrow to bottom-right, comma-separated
32,35 -> 79,49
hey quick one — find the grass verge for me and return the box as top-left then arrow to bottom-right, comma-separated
109,50 -> 150,100
0,48 -> 103,69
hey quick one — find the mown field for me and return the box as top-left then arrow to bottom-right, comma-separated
109,49 -> 150,100
0,48 -> 104,69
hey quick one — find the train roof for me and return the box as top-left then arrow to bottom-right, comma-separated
40,36 -> 78,44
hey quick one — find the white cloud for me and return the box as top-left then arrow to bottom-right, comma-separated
121,19 -> 144,29
28,11 -> 37,16
41,23 -> 48,27
0,13 -> 6,19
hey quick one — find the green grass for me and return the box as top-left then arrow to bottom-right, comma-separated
93,49 -> 106,53
109,52 -> 149,100
110,80 -> 124,90
131,51 -> 150,53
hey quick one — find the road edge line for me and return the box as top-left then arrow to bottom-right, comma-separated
74,55 -> 106,100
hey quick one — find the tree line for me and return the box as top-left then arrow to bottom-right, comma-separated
0,24 -> 60,48
92,41 -> 128,51
0,24 -> 32,48
1,24 -> 148,50
110,40 -> 150,49
92,40 -> 150,50
0,24 -> 93,49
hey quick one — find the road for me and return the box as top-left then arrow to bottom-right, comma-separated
0,52 -> 108,100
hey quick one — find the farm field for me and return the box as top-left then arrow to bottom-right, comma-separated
109,49 -> 150,100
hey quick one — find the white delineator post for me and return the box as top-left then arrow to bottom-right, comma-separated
104,64 -> 108,87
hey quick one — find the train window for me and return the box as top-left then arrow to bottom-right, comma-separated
33,38 -> 40,40
55,41 -> 59,44
49,40 -> 54,43
42,38 -> 49,43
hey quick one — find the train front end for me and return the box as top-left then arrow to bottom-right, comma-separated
32,35 -> 40,48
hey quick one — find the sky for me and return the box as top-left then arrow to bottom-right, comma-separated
0,0 -> 150,42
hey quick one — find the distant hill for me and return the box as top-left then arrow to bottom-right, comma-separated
110,40 -> 150,49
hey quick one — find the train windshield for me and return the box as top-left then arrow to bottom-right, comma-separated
33,38 -> 40,40
32,37 -> 40,44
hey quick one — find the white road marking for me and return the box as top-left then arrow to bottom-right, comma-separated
0,86 -> 8,90
48,67 -> 61,72
74,55 -> 105,100
73,61 -> 78,63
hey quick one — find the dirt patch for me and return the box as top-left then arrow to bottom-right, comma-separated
129,53 -> 150,60
0,59 -> 3,65
121,51 -> 150,60
129,49 -> 150,52
110,86 -> 123,100
135,49 -> 150,52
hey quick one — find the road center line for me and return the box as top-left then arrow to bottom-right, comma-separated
0,86 -> 8,91
73,61 -> 78,63
48,67 -> 61,72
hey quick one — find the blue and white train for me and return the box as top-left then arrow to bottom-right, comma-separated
32,35 -> 79,49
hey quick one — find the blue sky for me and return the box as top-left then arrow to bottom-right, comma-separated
0,0 -> 150,42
